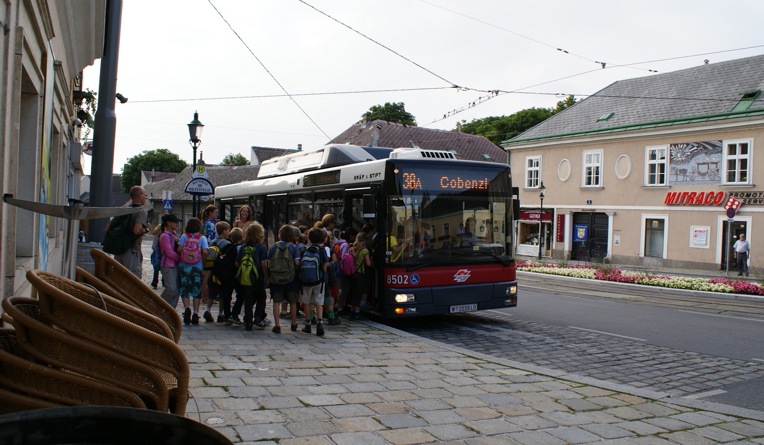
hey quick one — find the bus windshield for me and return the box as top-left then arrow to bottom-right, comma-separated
385,162 -> 512,266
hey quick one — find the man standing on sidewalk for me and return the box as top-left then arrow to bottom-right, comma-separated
733,233 -> 750,276
113,186 -> 151,278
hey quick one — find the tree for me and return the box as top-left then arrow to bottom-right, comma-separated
456,96 -> 578,145
78,88 -> 97,143
361,102 -> 417,126
221,153 -> 249,166
120,149 -> 187,192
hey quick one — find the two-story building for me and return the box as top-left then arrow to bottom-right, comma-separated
504,54 -> 764,271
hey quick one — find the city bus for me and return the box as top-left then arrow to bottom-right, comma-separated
215,144 -> 519,318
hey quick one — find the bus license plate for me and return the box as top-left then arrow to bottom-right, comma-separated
450,304 -> 477,313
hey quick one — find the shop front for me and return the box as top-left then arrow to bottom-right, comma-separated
517,210 -> 553,258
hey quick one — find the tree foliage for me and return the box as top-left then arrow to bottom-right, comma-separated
361,102 -> 417,126
221,153 -> 249,166
120,149 -> 188,192
457,95 -> 578,145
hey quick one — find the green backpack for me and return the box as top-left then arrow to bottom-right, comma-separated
236,245 -> 259,286
103,214 -> 136,255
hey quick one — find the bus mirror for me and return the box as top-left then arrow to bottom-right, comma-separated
363,194 -> 376,218
512,198 -> 521,223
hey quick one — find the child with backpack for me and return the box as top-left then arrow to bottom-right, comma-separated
233,222 -> 268,331
176,217 -> 209,325
224,228 -> 244,325
299,227 -> 330,336
348,233 -> 373,320
267,224 -> 301,334
158,214 -> 180,308
204,221 -> 231,322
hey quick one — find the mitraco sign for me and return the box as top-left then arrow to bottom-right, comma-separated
664,191 -> 726,206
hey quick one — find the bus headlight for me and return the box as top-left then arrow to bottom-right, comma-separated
395,293 -> 415,303
506,286 -> 517,296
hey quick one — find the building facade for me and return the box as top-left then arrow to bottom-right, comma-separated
0,1 -> 105,296
505,55 -> 764,271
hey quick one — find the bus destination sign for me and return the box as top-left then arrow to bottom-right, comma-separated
303,171 -> 341,187
398,169 -> 490,191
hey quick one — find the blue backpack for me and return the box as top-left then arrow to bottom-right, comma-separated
299,245 -> 324,286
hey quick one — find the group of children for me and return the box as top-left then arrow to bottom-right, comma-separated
151,208 -> 374,336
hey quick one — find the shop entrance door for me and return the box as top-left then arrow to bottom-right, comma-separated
571,212 -> 609,261
721,220 -> 747,271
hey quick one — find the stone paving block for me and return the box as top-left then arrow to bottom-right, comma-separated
475,393 -> 523,406
190,386 -> 230,398
413,388 -> 453,399
367,402 -> 411,415
329,432 -> 391,445
466,418 -> 523,435
616,420 -> 669,436
445,384 -> 488,396
258,396 -> 304,410
205,377 -> 248,387
546,426 -> 604,443
376,413 -> 428,429
330,416 -> 387,433
643,416 -> 695,432
241,376 -> 282,387
279,407 -> 333,422
236,423 -> 293,442
659,430 -> 718,444
454,407 -> 501,421
717,420 -> 764,436
305,383 -> 346,395
323,403 -> 376,419
508,430 -> 568,445
494,404 -> 540,417
423,423 -> 479,441
506,414 -> 559,430
285,420 -> 340,437
586,396 -> 632,408
298,394 -> 344,406
606,406 -> 654,421
214,397 -> 262,411
445,395 -> 490,408
404,399 -> 451,411
416,409 -> 466,425
671,411 -> 726,427
693,425 -> 746,442
556,397 -> 601,412
378,428 -> 438,445
580,422 -> 635,439
279,437 -> 333,445
380,380 -> 419,391
237,409 -> 285,424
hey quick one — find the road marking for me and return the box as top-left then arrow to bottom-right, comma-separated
678,310 -> 764,323
568,326 -> 647,341
684,389 -> 727,400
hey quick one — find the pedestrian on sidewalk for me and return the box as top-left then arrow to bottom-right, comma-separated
177,217 -> 209,325
298,227 -> 329,336
158,214 -> 180,308
267,224 -> 300,334
733,233 -> 751,276
233,222 -> 268,331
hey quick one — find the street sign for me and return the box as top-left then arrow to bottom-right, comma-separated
162,200 -> 173,210
726,207 -> 736,219
185,177 -> 214,195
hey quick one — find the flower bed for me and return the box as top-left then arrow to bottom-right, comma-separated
517,259 -> 764,296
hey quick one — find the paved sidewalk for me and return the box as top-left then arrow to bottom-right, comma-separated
140,240 -> 764,444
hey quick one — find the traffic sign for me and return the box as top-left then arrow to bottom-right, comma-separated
185,177 -> 214,195
726,207 -> 736,219
162,199 -> 173,210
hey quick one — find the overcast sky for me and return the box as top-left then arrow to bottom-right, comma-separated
82,0 -> 764,174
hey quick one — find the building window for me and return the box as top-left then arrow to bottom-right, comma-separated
582,150 -> 602,187
644,217 -> 666,258
645,146 -> 667,186
722,139 -> 751,184
525,156 -> 541,188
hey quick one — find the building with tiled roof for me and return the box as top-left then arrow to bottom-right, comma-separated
504,54 -> 764,271
330,120 -> 506,162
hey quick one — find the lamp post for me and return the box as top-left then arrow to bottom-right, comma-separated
187,112 -> 204,218
538,181 -> 545,261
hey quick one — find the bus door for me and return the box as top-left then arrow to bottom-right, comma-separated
265,194 -> 288,245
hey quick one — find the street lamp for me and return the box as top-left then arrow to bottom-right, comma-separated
187,111 -> 204,217
538,181 -> 545,260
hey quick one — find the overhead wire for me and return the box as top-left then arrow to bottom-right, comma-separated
296,0 -> 460,88
206,0 -> 330,139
